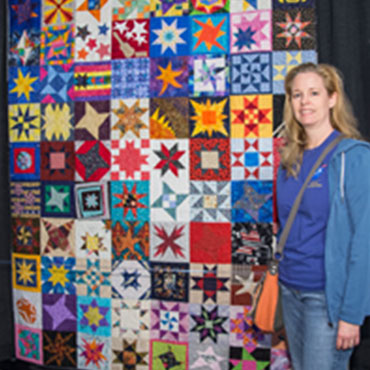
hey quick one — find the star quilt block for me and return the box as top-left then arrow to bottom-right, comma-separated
13,289 -> 42,329
230,0 -> 272,12
10,181 -> 41,218
150,56 -> 189,98
12,253 -> 41,292
42,0 -> 74,27
231,52 -> 272,94
230,94 -> 273,138
151,262 -> 189,302
9,0 -> 41,34
190,0 -> 229,14
112,0 -> 151,20
191,14 -> 229,54
112,337 -> 149,369
40,218 -> 75,256
12,217 -> 40,254
10,143 -> 40,181
150,339 -> 188,370
112,58 -> 150,99
151,301 -> 189,341
273,0 -> 316,9
9,103 -> 41,143
9,66 -> 40,104
43,330 -> 77,368
15,325 -> 43,365
75,140 -> 111,181
9,28 -> 40,66
150,16 -> 190,57
42,294 -> 77,332
112,19 -> 150,59
111,98 -> 150,140
230,10 -> 272,54
75,182 -> 110,219
41,181 -> 75,218
189,342 -> 228,369
77,333 -> 111,370
190,222 -> 231,263
73,62 -> 112,101
41,103 -> 74,141
111,259 -> 151,300
189,54 -> 229,97
151,0 -> 189,17
190,138 -> 230,181
229,345 -> 270,369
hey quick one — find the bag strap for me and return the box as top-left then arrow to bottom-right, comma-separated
275,134 -> 344,261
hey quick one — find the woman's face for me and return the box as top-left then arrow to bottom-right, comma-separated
290,71 -> 337,130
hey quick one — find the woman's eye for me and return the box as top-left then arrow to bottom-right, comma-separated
312,91 -> 319,96
292,93 -> 300,99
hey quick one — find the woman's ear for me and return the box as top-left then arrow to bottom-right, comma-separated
329,92 -> 338,109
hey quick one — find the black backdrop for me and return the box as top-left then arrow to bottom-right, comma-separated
0,0 -> 369,363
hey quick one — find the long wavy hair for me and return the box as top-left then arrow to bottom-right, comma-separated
280,63 -> 361,177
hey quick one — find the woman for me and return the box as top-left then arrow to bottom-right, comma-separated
276,62 -> 370,369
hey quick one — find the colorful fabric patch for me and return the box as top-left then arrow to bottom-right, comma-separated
10,143 -> 40,180
151,262 -> 189,302
190,138 -> 230,181
12,217 -> 40,254
150,339 -> 188,369
112,19 -> 149,59
189,342 -> 228,369
191,14 -> 229,54
273,0 -> 315,9
75,0 -> 110,22
9,28 -> 40,67
150,16 -> 190,57
43,330 -> 77,368
189,54 -> 229,97
112,0 -> 150,20
231,52 -> 272,94
41,181 -> 75,218
112,337 -> 149,369
42,294 -> 77,331
151,0 -> 189,16
9,103 -> 41,142
271,348 -> 291,370
15,325 -> 43,365
230,10 -> 272,54
12,253 -> 41,292
9,66 -> 40,104
9,0 -> 41,33
229,345 -> 270,369
42,0 -> 73,26
13,289 -> 42,328
150,56 -> 189,97
112,58 -> 150,99
230,0 -> 272,12
77,333 -> 111,370
190,0 -> 229,14
10,181 -> 41,218
111,260 -> 151,299
190,222 -> 231,263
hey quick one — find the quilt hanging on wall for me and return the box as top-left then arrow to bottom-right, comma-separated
8,0 -> 317,368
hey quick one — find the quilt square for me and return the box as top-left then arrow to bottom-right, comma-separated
150,16 -> 190,57
43,330 -> 77,368
112,19 -> 150,59
9,0 -> 41,34
75,220 -> 111,259
230,94 -> 273,138
189,54 -> 229,97
190,222 -> 231,263
190,181 -> 231,222
10,143 -> 40,181
189,342 -> 228,369
75,100 -> 110,140
10,181 -> 41,218
112,0 -> 151,20
151,262 -> 189,302
42,294 -> 77,332
189,97 -> 229,138
229,345 -> 271,369
13,289 -> 42,329
111,181 -> 150,222
111,220 -> 149,261
40,64 -> 74,103
111,98 -> 149,140
273,0 -> 315,9
41,181 -> 75,218
150,97 -> 189,138
12,217 -> 40,254
111,139 -> 150,180
75,182 -> 110,219
232,180 -> 273,222
191,14 -> 229,54
112,58 -> 150,99
190,263 -> 231,305
15,325 -> 43,365
272,50 -> 317,93
150,339 -> 188,369
9,28 -> 40,67
9,103 -> 41,142
150,56 -> 189,98
150,222 -> 189,262
75,140 -> 111,181
112,337 -> 149,370
75,258 -> 111,297
189,0 -> 229,14
273,8 -> 316,50
190,138 -> 230,181
12,253 -> 41,292
9,66 -> 40,104
230,0 -> 272,12
112,299 -> 150,339
73,62 -> 112,101
151,0 -> 189,16
111,260 -> 151,300
42,0 -> 74,27
230,10 -> 272,54
40,218 -> 75,256
77,333 -> 111,370
151,301 -> 189,341
40,25 -> 74,65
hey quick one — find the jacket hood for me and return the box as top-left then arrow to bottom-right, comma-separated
332,137 -> 370,157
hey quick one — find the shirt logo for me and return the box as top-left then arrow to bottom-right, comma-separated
308,164 -> 327,188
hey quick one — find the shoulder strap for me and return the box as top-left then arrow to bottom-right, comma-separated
275,135 -> 344,260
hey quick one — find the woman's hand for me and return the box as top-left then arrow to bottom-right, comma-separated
336,320 -> 360,350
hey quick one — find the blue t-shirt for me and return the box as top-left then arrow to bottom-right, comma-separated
277,130 -> 340,290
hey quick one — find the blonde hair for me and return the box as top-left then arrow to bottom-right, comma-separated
280,63 -> 361,177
